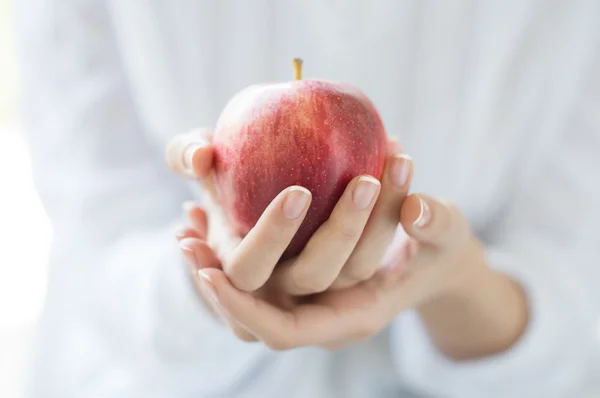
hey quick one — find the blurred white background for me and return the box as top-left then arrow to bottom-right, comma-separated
0,1 -> 52,397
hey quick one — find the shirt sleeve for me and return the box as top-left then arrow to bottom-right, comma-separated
14,1 -> 268,395
390,58 -> 600,398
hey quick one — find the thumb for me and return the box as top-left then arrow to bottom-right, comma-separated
165,127 -> 214,179
400,194 -> 470,249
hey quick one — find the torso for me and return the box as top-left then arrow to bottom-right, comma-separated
46,1 -> 597,396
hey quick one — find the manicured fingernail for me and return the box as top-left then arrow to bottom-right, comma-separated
282,187 -> 311,219
182,200 -> 196,213
183,142 -> 207,171
179,240 -> 197,266
413,197 -> 431,228
390,154 -> 413,188
353,176 -> 380,210
198,269 -> 218,302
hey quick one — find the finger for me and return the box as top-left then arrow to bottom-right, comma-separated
375,236 -> 419,289
387,138 -> 403,154
199,268 -> 380,350
332,152 -> 413,289
275,175 -> 381,295
179,240 -> 259,342
223,186 -> 312,292
182,201 -> 208,238
165,128 -> 214,178
400,194 -> 470,248
179,237 -> 224,318
175,226 -> 203,241
179,238 -> 222,321
178,238 -> 221,270
197,274 -> 259,343
220,314 -> 260,342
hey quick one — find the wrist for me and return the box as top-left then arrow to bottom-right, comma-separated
417,240 -> 530,360
429,238 -> 491,304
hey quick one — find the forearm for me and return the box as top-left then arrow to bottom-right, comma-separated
417,241 -> 529,361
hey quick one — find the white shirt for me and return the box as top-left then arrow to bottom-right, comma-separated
13,0 -> 600,397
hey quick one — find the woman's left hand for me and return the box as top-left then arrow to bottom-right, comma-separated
178,192 -> 490,351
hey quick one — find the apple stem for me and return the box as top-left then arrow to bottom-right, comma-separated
292,58 -> 303,80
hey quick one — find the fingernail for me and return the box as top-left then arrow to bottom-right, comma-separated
282,187 -> 311,219
390,154 -> 413,188
179,240 -> 197,266
198,269 -> 218,303
413,197 -> 431,228
182,200 -> 196,213
183,142 -> 207,171
353,176 -> 380,210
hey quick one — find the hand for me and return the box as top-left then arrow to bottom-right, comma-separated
166,128 -> 413,293
178,192 -> 490,351
166,127 -> 413,343
167,131 -> 491,351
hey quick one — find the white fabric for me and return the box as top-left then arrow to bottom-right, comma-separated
13,0 -> 600,397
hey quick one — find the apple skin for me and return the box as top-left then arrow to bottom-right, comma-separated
212,79 -> 388,260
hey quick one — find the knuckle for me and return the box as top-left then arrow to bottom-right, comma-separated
441,200 -> 458,214
440,201 -> 471,242
224,262 -> 258,292
256,212 -> 297,247
332,220 -> 361,242
224,260 -> 244,282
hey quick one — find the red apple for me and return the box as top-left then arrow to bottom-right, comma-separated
212,59 -> 388,259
